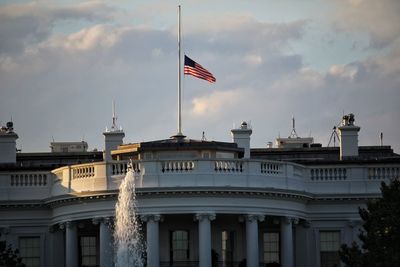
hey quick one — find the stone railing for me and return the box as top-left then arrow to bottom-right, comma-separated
47,159 -> 400,196
368,166 -> 400,180
260,162 -> 283,175
72,165 -> 95,179
310,167 -> 347,181
161,160 -> 195,172
0,171 -> 52,201
112,161 -> 129,175
10,173 -> 48,187
214,160 -> 243,172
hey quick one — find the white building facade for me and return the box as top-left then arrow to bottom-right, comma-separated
0,115 -> 399,267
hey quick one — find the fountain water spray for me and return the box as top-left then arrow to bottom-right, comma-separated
114,162 -> 144,266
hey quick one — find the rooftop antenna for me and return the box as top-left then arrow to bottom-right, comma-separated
111,100 -> 117,131
328,126 -> 339,147
289,116 -> 298,138
201,131 -> 206,141
328,117 -> 342,147
380,132 -> 383,146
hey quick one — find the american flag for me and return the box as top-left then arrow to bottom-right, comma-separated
184,55 -> 216,83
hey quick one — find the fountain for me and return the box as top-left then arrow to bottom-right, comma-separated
114,163 -> 145,266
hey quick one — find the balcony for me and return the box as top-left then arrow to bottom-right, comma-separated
48,159 -> 399,197
0,159 -> 397,201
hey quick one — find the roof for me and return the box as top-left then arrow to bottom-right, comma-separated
251,146 -> 400,165
112,138 -> 243,156
0,151 -> 103,171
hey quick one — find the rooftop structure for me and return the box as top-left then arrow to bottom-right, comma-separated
0,114 -> 399,267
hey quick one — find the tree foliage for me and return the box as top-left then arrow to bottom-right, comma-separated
0,236 -> 25,267
340,179 -> 400,267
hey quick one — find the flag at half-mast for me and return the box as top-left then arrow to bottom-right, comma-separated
184,55 -> 216,83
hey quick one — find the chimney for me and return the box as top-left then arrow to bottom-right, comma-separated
103,101 -> 125,162
231,121 -> 252,159
103,130 -> 124,162
338,113 -> 360,160
0,121 -> 18,164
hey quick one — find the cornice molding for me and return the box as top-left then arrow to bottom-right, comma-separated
0,187 -> 383,209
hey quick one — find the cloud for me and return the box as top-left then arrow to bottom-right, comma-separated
0,1 -> 117,54
190,89 -> 245,118
331,0 -> 400,48
184,15 -> 307,55
328,64 -> 359,81
0,2 -> 398,154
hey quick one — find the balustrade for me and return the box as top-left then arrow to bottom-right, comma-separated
214,160 -> 243,172
310,167 -> 347,180
10,173 -> 48,186
112,161 -> 140,174
368,167 -> 400,180
260,162 -> 282,175
72,165 -> 95,179
46,159 -> 400,194
161,160 -> 195,172
112,162 -> 129,175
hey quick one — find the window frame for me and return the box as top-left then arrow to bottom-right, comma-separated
318,230 -> 342,267
169,230 -> 190,263
18,236 -> 41,267
79,235 -> 99,267
263,231 -> 280,264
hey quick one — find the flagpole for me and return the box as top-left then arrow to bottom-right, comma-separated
177,5 -> 183,137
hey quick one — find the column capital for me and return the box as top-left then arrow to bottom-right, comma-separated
281,216 -> 298,225
141,214 -> 163,222
239,214 -> 265,223
58,222 -> 65,230
65,221 -> 76,229
194,213 -> 216,222
92,217 -> 101,225
93,216 -> 113,226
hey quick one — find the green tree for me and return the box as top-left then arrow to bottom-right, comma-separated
0,234 -> 25,267
340,179 -> 400,267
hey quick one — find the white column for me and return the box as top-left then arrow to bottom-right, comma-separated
98,218 -> 113,267
244,214 -> 264,267
141,215 -> 162,267
64,221 -> 78,267
49,225 -> 65,267
195,213 -> 216,267
281,217 -> 295,267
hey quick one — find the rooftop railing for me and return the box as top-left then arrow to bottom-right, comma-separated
0,159 -> 397,199
0,171 -> 52,201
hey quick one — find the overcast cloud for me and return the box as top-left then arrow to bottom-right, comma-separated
0,0 -> 399,153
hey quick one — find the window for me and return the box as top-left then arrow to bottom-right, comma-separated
19,237 -> 40,267
263,232 -> 280,264
320,231 -> 340,267
80,236 -> 98,267
221,231 -> 234,266
170,230 -> 189,262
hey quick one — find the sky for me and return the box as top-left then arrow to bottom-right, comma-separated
0,0 -> 399,153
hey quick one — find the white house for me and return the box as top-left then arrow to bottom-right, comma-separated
0,114 -> 399,267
